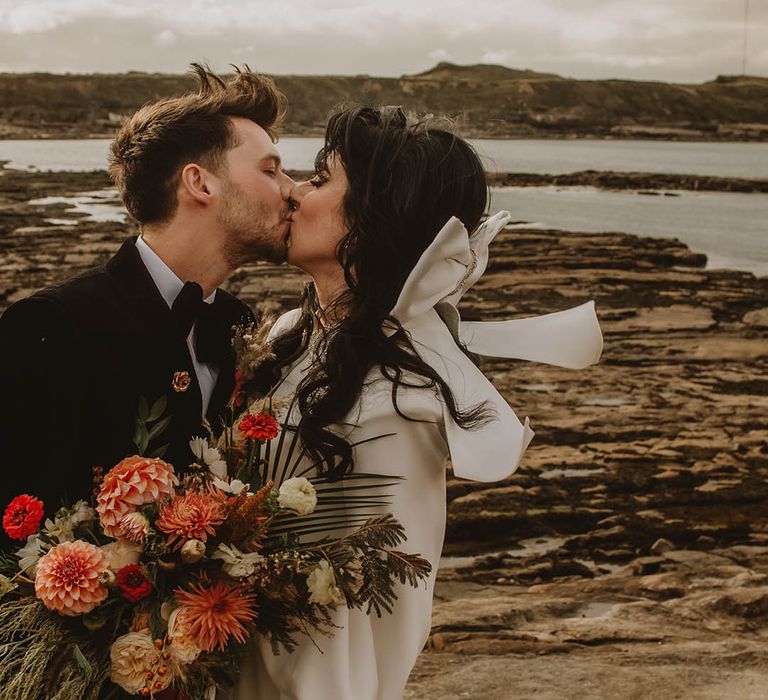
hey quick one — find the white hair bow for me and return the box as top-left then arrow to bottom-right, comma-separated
386,210 -> 603,482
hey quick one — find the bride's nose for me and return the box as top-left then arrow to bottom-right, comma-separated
289,181 -> 313,208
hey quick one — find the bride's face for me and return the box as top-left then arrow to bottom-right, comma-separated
286,154 -> 349,275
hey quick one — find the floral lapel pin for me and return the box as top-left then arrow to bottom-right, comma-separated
171,370 -> 191,393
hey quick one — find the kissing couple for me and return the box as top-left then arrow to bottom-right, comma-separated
0,64 -> 602,699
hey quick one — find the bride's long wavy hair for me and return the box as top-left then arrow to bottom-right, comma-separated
265,106 -> 493,479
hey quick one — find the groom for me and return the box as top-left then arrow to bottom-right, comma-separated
0,65 -> 295,530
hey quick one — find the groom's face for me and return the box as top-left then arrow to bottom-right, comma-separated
215,117 -> 294,264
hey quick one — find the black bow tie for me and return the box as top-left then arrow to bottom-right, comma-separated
171,281 -> 231,365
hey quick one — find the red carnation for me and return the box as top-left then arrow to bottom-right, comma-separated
117,564 -> 153,602
237,412 -> 279,443
3,494 -> 44,541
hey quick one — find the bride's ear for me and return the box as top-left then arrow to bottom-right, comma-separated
179,163 -> 215,206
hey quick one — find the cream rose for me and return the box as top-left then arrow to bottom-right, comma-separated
101,538 -> 143,571
306,559 -> 344,606
167,609 -> 202,667
278,477 -> 317,516
108,629 -> 171,694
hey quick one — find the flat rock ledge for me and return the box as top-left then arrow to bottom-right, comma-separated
1,168 -> 767,699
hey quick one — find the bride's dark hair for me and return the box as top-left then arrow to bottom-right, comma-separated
267,106 -> 492,479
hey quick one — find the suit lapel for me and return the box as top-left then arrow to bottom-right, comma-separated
206,291 -> 251,433
106,238 -> 253,438
106,237 -> 204,415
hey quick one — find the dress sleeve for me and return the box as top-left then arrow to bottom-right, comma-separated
266,308 -> 303,343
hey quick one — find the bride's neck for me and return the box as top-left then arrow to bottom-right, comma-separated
312,269 -> 349,327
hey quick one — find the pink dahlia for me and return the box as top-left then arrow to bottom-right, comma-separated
35,540 -> 109,616
97,456 -> 178,538
174,576 -> 257,652
155,491 -> 226,549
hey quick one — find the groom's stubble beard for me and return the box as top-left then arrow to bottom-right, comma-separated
217,178 -> 289,268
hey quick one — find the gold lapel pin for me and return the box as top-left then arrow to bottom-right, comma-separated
171,370 -> 191,393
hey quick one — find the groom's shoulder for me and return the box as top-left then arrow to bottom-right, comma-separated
0,237 -> 132,338
2,261 -> 112,325
40,262 -> 112,305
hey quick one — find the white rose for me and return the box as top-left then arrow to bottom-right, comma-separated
306,559 -> 344,607
278,477 -> 317,516
211,543 -> 264,578
108,629 -> 171,694
101,538 -> 142,571
167,609 -> 202,667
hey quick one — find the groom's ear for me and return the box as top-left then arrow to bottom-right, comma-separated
179,163 -> 215,207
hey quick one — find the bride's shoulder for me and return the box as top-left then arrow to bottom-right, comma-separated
349,366 -> 443,429
266,308 -> 303,342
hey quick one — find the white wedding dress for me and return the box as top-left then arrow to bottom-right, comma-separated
225,212 -> 603,700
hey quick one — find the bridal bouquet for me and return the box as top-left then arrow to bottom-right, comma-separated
0,396 -> 430,700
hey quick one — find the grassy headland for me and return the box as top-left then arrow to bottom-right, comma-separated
1,63 -> 767,140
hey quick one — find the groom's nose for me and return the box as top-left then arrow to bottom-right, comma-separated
279,173 -> 296,202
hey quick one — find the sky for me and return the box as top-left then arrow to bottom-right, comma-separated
0,0 -> 766,83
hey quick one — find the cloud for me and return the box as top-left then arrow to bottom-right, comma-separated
154,29 -> 177,47
481,49 -> 518,65
0,0 -> 765,81
429,48 -> 451,63
1,5 -> 61,33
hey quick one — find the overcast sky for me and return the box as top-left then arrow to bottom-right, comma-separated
0,0 -> 766,83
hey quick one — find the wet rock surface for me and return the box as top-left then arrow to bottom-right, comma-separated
487,170 -> 768,193
1,168 -> 767,698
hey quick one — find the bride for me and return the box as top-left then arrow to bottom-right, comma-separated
225,106 -> 602,699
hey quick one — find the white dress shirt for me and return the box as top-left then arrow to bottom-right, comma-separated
135,236 -> 219,416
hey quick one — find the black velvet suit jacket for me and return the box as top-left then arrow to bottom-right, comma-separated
0,237 -> 254,541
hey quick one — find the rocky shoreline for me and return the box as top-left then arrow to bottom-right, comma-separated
288,169 -> 768,194
1,168 -> 766,698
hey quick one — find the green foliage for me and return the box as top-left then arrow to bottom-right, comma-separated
133,395 -> 172,456
305,514 -> 432,617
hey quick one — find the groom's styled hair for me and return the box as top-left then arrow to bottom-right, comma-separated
109,63 -> 287,224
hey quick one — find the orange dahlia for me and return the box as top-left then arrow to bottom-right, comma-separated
35,540 -> 109,616
174,576 -> 257,652
97,456 -> 178,538
155,491 -> 226,549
